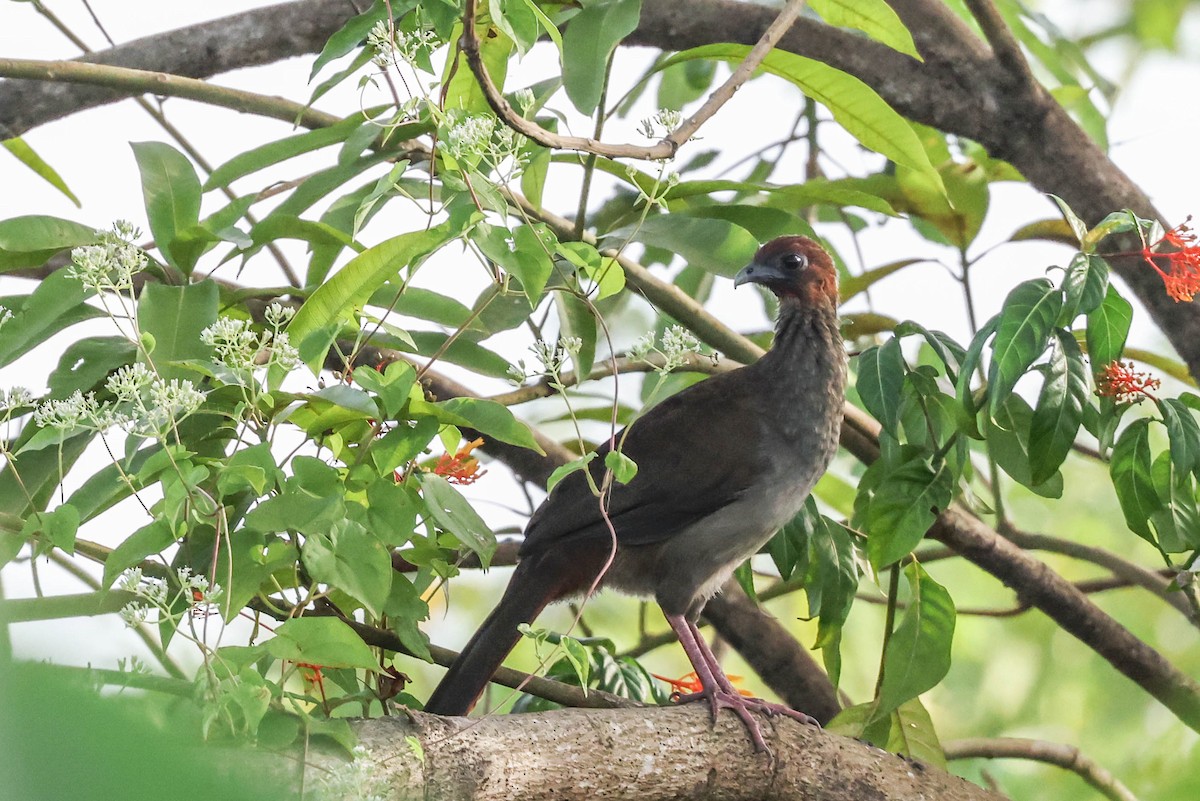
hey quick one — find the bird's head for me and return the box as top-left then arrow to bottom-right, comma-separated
733,236 -> 838,308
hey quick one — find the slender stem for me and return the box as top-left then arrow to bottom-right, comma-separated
873,565 -> 902,697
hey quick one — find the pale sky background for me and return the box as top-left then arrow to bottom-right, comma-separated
2,0 -> 1199,683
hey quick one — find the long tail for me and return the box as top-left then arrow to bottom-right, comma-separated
424,555 -> 566,715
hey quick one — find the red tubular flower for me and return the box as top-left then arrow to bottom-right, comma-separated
1095,361 -> 1161,403
652,671 -> 753,697
431,437 -> 487,485
1142,217 -> 1200,302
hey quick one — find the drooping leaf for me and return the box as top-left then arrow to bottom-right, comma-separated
2,139 -> 80,206
1029,331 -> 1088,485
418,473 -> 496,565
873,563 -> 955,722
857,337 -> 906,437
864,458 -> 954,569
986,278 -> 1061,419
561,0 -> 642,114
1110,418 -> 1163,542
1086,284 -> 1133,368
986,393 -> 1064,498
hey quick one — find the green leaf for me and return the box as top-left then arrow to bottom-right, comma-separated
807,511 -> 859,686
370,417 -> 439,475
662,45 -> 941,190
986,393 -> 1064,498
873,563 -> 955,722
24,504 -> 80,553
301,519 -> 392,616
609,215 -> 758,277
1157,397 -> 1200,479
1049,193 -> 1087,245
384,575 -> 433,662
289,222 -> 462,373
810,0 -> 920,59
1086,284 -> 1133,368
604,450 -> 638,484
418,473 -> 496,565
0,268 -> 98,367
266,617 -> 381,671
1061,252 -> 1110,322
309,0 -> 387,80
556,291 -> 597,380
986,278 -> 1062,419
886,698 -> 947,768
840,259 -> 924,303
857,338 -> 906,437
2,139 -> 80,206
136,281 -> 219,382
865,458 -> 954,569
412,397 -> 543,453
493,0 -> 541,54
204,114 -> 369,190
1149,453 -> 1200,552
955,318 -> 996,438
1029,331 -> 1088,485
561,0 -> 643,114
546,452 -> 598,492
102,519 -> 177,588
1110,418 -> 1163,542
131,142 -> 203,274
0,215 -> 95,263
47,337 -> 137,398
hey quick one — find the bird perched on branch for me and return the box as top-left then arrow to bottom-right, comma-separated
424,236 -> 847,752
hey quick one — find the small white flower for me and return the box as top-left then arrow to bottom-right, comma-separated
67,221 -> 147,293
118,567 -> 145,593
105,363 -> 153,403
33,390 -> 104,431
264,302 -> 295,327
270,331 -> 300,370
118,601 -> 149,628
0,387 -> 33,413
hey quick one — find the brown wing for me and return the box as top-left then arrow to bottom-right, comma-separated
520,369 -> 767,556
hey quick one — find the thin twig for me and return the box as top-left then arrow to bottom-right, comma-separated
459,0 -> 808,160
945,737 -> 1141,801
962,0 -> 1038,89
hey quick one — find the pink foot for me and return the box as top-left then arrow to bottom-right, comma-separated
672,689 -> 818,753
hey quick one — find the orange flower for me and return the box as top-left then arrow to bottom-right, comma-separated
1143,217 -> 1200,302
652,671 -> 753,697
297,662 -> 328,704
1095,361 -> 1160,403
431,437 -> 487,485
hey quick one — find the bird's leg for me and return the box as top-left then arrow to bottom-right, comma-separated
664,613 -> 773,753
687,619 -> 819,728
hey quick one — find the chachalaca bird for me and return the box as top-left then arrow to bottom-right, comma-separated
424,236 -> 847,752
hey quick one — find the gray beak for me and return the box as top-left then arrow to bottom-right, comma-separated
733,262 -> 761,288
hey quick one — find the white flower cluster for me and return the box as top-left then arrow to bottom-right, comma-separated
33,365 -> 205,438
638,108 -> 684,139
509,337 -> 584,384
116,566 -> 224,629
200,303 -> 299,373
441,114 -> 528,176
67,220 -> 147,293
314,746 -> 389,801
0,387 -> 34,416
367,19 -> 440,68
628,325 -> 709,374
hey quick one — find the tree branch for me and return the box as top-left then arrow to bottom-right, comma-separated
330,711 -> 1005,801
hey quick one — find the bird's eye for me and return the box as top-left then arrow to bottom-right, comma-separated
781,252 -> 807,270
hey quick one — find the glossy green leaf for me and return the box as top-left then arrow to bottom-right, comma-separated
810,0 -> 920,58
1061,252 -> 1110,322
131,142 -> 203,274
885,698 -> 947,768
662,45 -> 941,190
1149,453 -> 1200,552
987,393 -> 1064,498
302,519 -> 392,616
894,320 -> 966,383
986,278 -> 1061,419
418,473 -> 496,565
266,617 -> 381,671
857,337 -> 906,437
289,221 -> 461,373
1110,418 -> 1163,541
309,0 -> 387,79
865,458 -> 954,569
562,0 -> 642,114
1157,397 -> 1200,479
874,563 -> 955,721
2,139 -> 80,206
1029,331 -> 1088,485
1085,284 -> 1133,368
